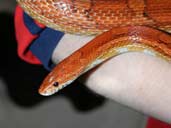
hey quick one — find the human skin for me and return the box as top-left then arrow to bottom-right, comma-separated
52,34 -> 171,123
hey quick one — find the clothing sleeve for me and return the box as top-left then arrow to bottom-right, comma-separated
14,5 -> 64,70
146,118 -> 171,128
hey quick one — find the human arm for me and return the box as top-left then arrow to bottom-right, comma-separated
52,34 -> 171,123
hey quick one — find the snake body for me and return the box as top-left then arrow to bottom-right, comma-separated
17,0 -> 171,96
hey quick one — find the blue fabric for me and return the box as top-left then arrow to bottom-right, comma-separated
23,13 -> 64,70
29,28 -> 64,70
23,12 -> 44,34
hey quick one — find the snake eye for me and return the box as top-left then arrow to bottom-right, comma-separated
53,82 -> 59,87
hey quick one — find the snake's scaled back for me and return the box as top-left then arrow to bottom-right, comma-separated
17,0 -> 171,34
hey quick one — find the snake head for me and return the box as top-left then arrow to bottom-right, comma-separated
38,73 -> 62,96
38,69 -> 78,96
39,78 -> 61,96
38,57 -> 85,96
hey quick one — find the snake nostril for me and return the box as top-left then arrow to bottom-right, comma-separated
53,82 -> 59,87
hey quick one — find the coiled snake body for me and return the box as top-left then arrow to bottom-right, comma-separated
17,0 -> 171,96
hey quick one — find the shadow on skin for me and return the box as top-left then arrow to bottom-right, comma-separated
1,12 -> 106,111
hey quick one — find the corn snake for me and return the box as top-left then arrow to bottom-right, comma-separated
17,0 -> 171,96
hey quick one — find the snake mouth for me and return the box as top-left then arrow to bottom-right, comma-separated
39,85 -> 58,96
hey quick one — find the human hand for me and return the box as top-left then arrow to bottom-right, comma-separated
52,34 -> 171,123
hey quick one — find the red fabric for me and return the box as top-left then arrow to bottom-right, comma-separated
14,6 -> 45,64
146,118 -> 171,128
